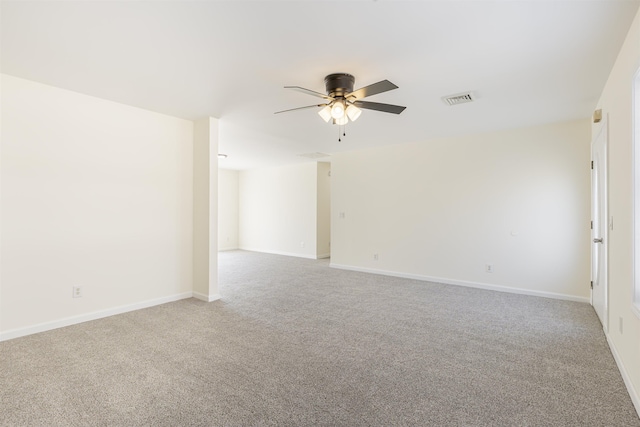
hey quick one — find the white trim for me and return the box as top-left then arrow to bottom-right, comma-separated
592,114 -> 610,330
633,66 -> 640,319
316,253 -> 331,259
330,263 -> 590,303
606,333 -> 640,418
239,247 -> 318,260
0,292 -> 193,342
192,292 -> 221,302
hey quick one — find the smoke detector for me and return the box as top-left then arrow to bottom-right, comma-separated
442,92 -> 475,106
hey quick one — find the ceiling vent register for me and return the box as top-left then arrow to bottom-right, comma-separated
442,92 -> 475,106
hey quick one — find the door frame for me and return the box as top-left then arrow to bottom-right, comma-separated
591,114 -> 609,332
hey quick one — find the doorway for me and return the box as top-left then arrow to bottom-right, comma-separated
317,162 -> 332,259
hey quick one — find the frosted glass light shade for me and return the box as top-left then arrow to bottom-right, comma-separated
335,115 -> 348,126
331,101 -> 345,119
346,104 -> 362,122
318,105 -> 332,122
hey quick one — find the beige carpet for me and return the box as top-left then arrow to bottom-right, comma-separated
1,250 -> 639,426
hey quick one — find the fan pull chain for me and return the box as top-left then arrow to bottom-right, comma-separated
337,123 -> 347,142
338,124 -> 346,142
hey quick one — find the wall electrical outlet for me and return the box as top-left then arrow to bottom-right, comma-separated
485,264 -> 494,273
72,286 -> 83,298
373,253 -> 379,261
300,241 -> 305,248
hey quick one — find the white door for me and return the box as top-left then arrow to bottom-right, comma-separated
591,117 -> 608,331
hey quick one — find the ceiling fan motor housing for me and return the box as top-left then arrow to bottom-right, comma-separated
324,73 -> 355,98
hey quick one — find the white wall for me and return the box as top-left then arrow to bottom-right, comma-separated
316,162 -> 331,258
239,162 -> 318,258
193,117 -> 219,302
595,6 -> 640,414
331,119 -> 591,302
1,75 -> 194,336
218,169 -> 239,251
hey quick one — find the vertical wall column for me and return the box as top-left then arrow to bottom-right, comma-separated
193,117 -> 220,302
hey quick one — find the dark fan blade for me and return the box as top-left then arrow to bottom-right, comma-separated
274,104 -> 327,114
285,86 -> 333,100
347,80 -> 398,100
353,100 -> 406,114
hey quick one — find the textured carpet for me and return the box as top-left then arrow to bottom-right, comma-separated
1,250 -> 639,426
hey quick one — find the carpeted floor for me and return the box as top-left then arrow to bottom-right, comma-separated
1,250 -> 639,426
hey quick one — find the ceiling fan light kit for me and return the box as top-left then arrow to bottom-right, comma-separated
334,115 -> 348,126
346,104 -> 362,121
275,73 -> 406,141
331,101 -> 346,119
318,105 -> 332,122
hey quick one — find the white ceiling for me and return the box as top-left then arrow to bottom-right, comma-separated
2,1 -> 639,170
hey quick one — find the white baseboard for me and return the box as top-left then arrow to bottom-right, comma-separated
239,247 -> 318,260
329,263 -> 590,304
317,253 -> 331,259
192,292 -> 221,302
0,292 -> 193,342
606,333 -> 640,418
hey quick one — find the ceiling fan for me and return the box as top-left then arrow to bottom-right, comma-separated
275,73 -> 406,127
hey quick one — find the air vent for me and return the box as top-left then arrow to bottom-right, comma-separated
442,92 -> 475,106
298,152 -> 330,159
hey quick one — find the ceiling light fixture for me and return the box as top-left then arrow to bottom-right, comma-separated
346,104 -> 362,122
318,105 -> 332,122
320,101 -> 361,124
331,101 -> 345,119
334,115 -> 348,126
275,73 -> 406,142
